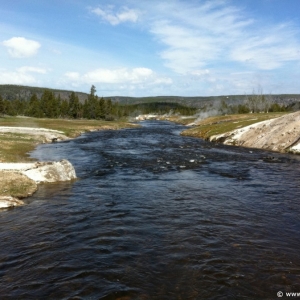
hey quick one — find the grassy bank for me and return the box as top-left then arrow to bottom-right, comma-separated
0,116 -> 136,162
181,112 -> 287,139
0,117 -> 136,201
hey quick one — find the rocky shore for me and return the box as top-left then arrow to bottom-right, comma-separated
209,111 -> 300,154
0,127 -> 76,209
2,112 -> 300,208
0,160 -> 77,209
0,119 -> 137,210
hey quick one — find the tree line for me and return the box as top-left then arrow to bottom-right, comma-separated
128,102 -> 197,116
218,88 -> 288,115
0,85 -> 127,120
219,98 -> 288,115
0,84 -> 290,120
0,85 -> 199,119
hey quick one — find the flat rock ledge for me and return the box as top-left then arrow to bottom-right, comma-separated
209,111 -> 300,154
0,126 -> 69,143
0,159 -> 77,209
23,159 -> 77,183
0,196 -> 25,209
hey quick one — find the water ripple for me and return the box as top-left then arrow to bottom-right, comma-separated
1,121 -> 300,299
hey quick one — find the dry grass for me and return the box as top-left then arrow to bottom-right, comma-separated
181,112 -> 287,139
0,171 -> 37,198
0,132 -> 43,162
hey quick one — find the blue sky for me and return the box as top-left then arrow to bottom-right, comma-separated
1,0 -> 300,96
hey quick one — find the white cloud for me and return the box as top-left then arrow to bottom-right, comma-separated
0,70 -> 37,85
83,67 -> 153,83
0,65 -> 47,85
91,6 -> 139,25
147,1 -> 300,73
148,1 -> 250,73
63,67 -> 172,92
230,24 -> 300,70
2,37 -> 41,58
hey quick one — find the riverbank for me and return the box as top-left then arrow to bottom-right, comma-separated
0,116 -> 137,208
181,111 -> 300,153
135,114 -> 196,125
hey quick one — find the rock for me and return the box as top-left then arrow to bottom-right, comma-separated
0,196 -> 24,209
0,160 -> 76,184
289,142 -> 300,154
0,160 -> 76,211
209,111 -> 300,153
23,159 -> 77,183
0,127 -> 69,143
263,156 -> 280,163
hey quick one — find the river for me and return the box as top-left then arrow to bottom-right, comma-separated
1,121 -> 300,299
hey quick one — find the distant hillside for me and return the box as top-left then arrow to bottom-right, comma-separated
0,84 -> 237,107
110,95 -> 220,108
110,94 -> 300,109
0,84 -> 89,102
1,84 -> 300,109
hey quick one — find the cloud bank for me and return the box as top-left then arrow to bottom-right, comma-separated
65,67 -> 172,85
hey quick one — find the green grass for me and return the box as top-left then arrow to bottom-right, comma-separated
181,112 -> 287,139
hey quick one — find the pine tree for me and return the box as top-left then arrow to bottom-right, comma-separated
54,94 -> 62,118
68,92 -> 80,118
83,99 -> 89,119
41,90 -> 54,118
3,100 -> 16,116
106,99 -> 112,116
60,99 -> 69,118
90,85 -> 96,98
98,97 -> 106,119
0,95 -> 4,116
10,99 -> 27,115
27,93 -> 42,117
86,85 -> 98,119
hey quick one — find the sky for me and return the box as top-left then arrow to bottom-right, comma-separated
1,0 -> 300,97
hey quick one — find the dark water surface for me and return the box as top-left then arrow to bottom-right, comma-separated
1,121 -> 300,299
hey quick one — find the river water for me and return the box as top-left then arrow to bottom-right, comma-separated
1,121 -> 300,299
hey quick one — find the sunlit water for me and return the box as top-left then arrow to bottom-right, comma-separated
1,121 -> 300,299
